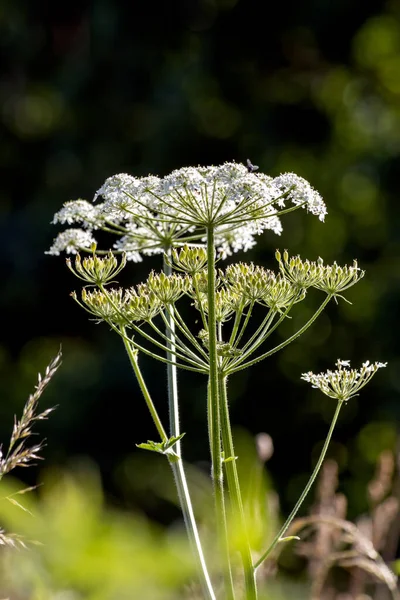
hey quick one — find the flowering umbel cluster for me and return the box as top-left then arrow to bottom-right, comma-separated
301,359 -> 387,402
47,162 -> 327,260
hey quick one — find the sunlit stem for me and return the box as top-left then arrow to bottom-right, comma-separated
104,318 -> 206,373
254,399 -> 344,570
206,226 -> 236,599
228,308 -> 277,371
163,253 -> 182,454
161,304 -> 209,360
163,253 -> 216,600
149,315 -> 208,367
230,301 -> 255,350
219,374 -> 258,600
121,327 -> 167,442
129,322 -> 205,368
95,283 -> 205,374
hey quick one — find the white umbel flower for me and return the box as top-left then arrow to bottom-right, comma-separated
301,359 -> 387,402
157,163 -> 283,227
48,162 -> 327,260
94,173 -> 161,218
272,173 -> 327,222
52,200 -> 106,229
46,229 -> 96,255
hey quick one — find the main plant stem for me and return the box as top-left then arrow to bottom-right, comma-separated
254,399 -> 344,570
163,253 -> 216,600
219,374 -> 258,600
207,226 -> 236,600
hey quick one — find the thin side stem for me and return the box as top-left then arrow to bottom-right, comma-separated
254,399 -> 344,570
163,254 -> 183,455
96,284 -> 205,370
228,308 -> 276,369
228,294 -> 333,374
108,320 -> 206,373
130,322 -> 205,368
121,328 -> 167,441
162,304 -> 209,360
149,314 -> 208,366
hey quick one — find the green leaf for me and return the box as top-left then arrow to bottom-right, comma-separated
136,434 -> 186,461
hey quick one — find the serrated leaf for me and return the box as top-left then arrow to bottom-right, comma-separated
136,442 -> 162,453
163,433 -> 185,450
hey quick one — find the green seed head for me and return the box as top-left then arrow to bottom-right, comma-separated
313,259 -> 365,297
263,276 -> 304,311
79,288 -> 127,324
195,287 -> 239,322
146,271 -> 192,304
67,250 -> 127,286
224,262 -> 276,303
276,250 -> 324,290
124,287 -> 164,322
171,245 -> 208,275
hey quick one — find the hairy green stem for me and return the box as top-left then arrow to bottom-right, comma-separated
219,374 -> 258,600
254,399 -> 344,570
207,226 -> 236,599
163,254 -> 216,600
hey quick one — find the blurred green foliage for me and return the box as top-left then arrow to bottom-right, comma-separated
0,466 -> 310,599
0,468 -> 196,599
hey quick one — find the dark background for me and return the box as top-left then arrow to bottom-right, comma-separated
1,0 -> 399,526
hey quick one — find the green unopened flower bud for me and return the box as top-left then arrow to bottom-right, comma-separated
224,262 -> 276,303
216,342 -> 242,357
146,271 -> 192,304
78,288 -> 127,324
276,250 -> 323,290
124,287 -> 164,322
313,260 -> 365,298
198,329 -> 209,348
170,245 -> 208,275
263,276 -> 304,312
195,287 -> 239,322
192,270 -> 219,294
67,251 -> 127,286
